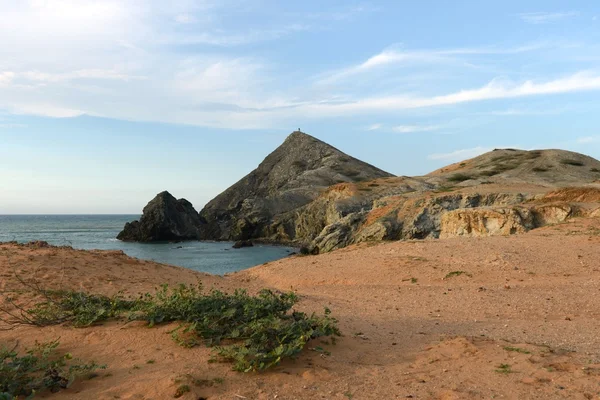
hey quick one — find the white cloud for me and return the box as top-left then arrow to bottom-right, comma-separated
300,72 -> 600,116
393,125 -> 440,133
317,42 -> 555,84
366,123 -> 383,131
0,71 -> 15,85
518,11 -> 578,24
0,1 -> 599,129
428,146 -> 492,161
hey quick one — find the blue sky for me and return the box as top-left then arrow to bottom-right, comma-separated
1,0 -> 600,213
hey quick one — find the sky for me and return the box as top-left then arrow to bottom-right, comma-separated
1,0 -> 600,214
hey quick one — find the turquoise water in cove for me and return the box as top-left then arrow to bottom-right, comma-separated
0,215 -> 295,275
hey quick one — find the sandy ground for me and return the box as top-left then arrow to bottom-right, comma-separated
2,218 -> 600,399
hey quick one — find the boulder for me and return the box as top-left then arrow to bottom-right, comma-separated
117,191 -> 201,242
439,207 -> 535,238
232,240 -> 254,249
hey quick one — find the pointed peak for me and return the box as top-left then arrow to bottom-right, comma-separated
155,190 -> 175,199
281,130 -> 331,150
286,129 -> 315,139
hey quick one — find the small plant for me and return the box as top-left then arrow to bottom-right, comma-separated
0,339 -> 104,398
495,363 -> 513,374
561,159 -> 584,166
447,173 -> 473,183
503,346 -> 531,354
590,168 -> 600,173
444,271 -> 472,279
174,384 -> 190,398
411,277 -> 418,284
146,359 -> 155,364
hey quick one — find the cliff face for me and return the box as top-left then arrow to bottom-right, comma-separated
197,131 -> 393,241
289,149 -> 600,253
117,191 -> 201,242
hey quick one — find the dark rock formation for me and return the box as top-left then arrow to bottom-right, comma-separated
232,240 -> 254,249
117,191 -> 202,242
198,130 -> 393,242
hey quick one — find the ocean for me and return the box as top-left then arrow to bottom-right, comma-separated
0,215 -> 296,275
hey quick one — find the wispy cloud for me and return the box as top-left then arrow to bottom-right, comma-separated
428,146 -> 492,161
366,123 -> 383,131
304,72 -> 600,116
392,125 -> 440,133
518,11 -> 578,24
317,42 -> 555,84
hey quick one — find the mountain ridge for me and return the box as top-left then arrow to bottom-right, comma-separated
118,131 -> 600,251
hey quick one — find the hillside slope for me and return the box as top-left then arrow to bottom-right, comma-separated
198,130 -> 393,240
294,148 -> 600,252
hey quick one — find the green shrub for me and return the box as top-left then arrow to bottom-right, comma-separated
26,290 -> 137,327
0,340 -> 104,398
447,173 -> 473,183
12,285 -> 340,373
532,166 -> 549,172
560,159 -> 584,166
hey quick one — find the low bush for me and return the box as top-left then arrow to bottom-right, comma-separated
0,339 -> 104,398
560,159 -> 584,166
447,173 -> 473,183
4,284 -> 340,373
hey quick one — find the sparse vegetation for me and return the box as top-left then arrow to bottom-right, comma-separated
174,384 -> 190,398
561,159 -> 585,166
444,271 -> 472,279
503,346 -> 531,354
434,185 -> 455,193
532,166 -> 549,172
447,173 -> 473,183
2,284 -> 340,372
590,168 -> 600,173
495,363 -> 513,374
0,339 -> 104,398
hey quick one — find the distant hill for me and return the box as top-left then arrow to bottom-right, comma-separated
428,148 -> 600,186
197,130 -> 393,240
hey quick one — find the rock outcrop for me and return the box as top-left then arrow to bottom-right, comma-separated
197,131 -> 393,241
117,191 -> 202,242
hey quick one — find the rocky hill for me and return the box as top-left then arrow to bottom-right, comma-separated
119,134 -> 600,251
298,149 -> 600,252
197,130 -> 393,241
428,148 -> 600,186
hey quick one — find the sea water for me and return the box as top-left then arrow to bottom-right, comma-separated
0,215 -> 295,275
